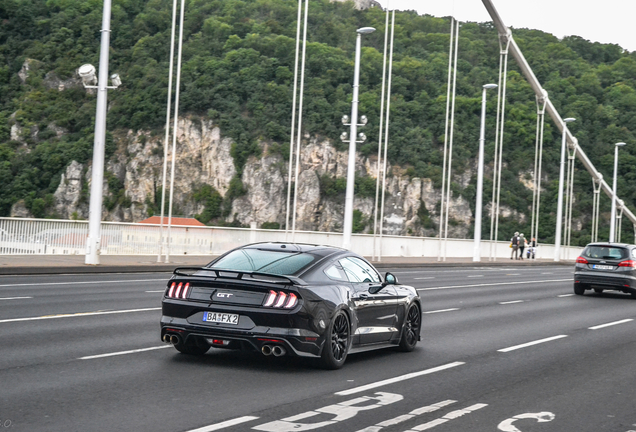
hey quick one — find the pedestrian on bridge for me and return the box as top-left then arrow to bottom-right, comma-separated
519,233 -> 526,260
510,232 -> 520,260
527,237 -> 537,259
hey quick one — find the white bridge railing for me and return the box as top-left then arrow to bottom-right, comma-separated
0,217 -> 582,261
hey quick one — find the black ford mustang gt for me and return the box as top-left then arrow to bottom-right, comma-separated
161,242 -> 422,369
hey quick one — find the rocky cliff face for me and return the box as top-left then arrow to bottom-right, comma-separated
51,116 -> 477,237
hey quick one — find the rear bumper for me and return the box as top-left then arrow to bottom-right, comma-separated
574,271 -> 636,292
161,316 -> 323,358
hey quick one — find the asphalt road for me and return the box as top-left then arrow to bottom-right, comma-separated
2,265 -> 636,432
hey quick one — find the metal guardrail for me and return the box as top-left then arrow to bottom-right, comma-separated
0,217 -> 582,261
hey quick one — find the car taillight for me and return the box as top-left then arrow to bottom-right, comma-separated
618,260 -> 636,268
263,291 -> 299,309
166,282 -> 190,299
576,256 -> 588,264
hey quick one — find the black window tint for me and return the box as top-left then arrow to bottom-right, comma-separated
583,246 -> 628,260
211,249 -> 315,275
340,257 -> 381,283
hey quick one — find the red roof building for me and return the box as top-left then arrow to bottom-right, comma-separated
139,216 -> 206,227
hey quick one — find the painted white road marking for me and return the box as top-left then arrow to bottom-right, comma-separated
558,294 -> 574,297
0,296 -> 33,300
145,290 -> 165,293
404,403 -> 488,431
79,345 -> 171,360
335,362 -> 464,396
0,307 -> 161,323
186,416 -> 260,432
253,392 -> 402,431
467,275 -> 483,278
588,319 -> 633,330
0,279 -> 167,288
423,308 -> 460,314
417,279 -> 570,291
499,300 -> 524,305
414,277 -> 435,280
498,412 -> 555,431
356,400 -> 456,432
498,335 -> 568,353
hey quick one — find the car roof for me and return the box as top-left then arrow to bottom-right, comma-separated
585,242 -> 633,248
240,242 -> 348,259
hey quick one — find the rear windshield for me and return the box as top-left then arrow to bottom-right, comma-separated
210,249 -> 316,275
582,246 -> 628,260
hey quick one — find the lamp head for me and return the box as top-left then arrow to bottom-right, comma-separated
78,64 -> 97,86
341,115 -> 349,125
357,27 -> 376,35
483,84 -> 497,89
359,115 -> 368,126
616,142 -> 626,147
110,73 -> 121,88
563,117 -> 576,123
340,132 -> 348,142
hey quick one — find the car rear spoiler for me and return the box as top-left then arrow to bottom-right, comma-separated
173,267 -> 304,285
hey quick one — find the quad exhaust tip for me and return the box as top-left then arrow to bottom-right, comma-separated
261,344 -> 286,357
272,345 -> 286,357
163,333 -> 181,345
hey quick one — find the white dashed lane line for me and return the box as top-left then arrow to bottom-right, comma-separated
588,319 -> 633,330
0,307 -> 161,323
185,416 -> 260,432
335,362 -> 465,396
416,279 -> 570,291
79,345 -> 171,360
0,296 -> 33,301
497,335 -> 568,353
499,300 -> 524,305
0,279 -> 167,288
424,308 -> 460,314
466,275 -> 483,278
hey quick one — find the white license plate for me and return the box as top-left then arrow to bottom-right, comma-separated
593,265 -> 614,270
202,312 -> 239,325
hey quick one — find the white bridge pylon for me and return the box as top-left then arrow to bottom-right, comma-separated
481,0 -> 635,229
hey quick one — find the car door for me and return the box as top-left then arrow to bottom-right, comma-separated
339,257 -> 398,344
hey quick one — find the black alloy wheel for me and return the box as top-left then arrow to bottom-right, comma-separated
398,303 -> 421,352
319,311 -> 350,370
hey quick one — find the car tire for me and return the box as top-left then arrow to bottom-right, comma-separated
398,303 -> 421,352
319,310 -> 350,370
174,337 -> 210,356
574,283 -> 586,295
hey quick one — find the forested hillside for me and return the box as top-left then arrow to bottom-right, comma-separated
1,0 -> 635,245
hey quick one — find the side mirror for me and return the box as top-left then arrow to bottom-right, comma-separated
384,272 -> 398,285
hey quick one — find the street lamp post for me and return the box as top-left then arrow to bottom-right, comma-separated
342,26 -> 375,251
610,142 -> 627,242
554,117 -> 575,262
473,83 -> 497,262
84,0 -> 114,265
